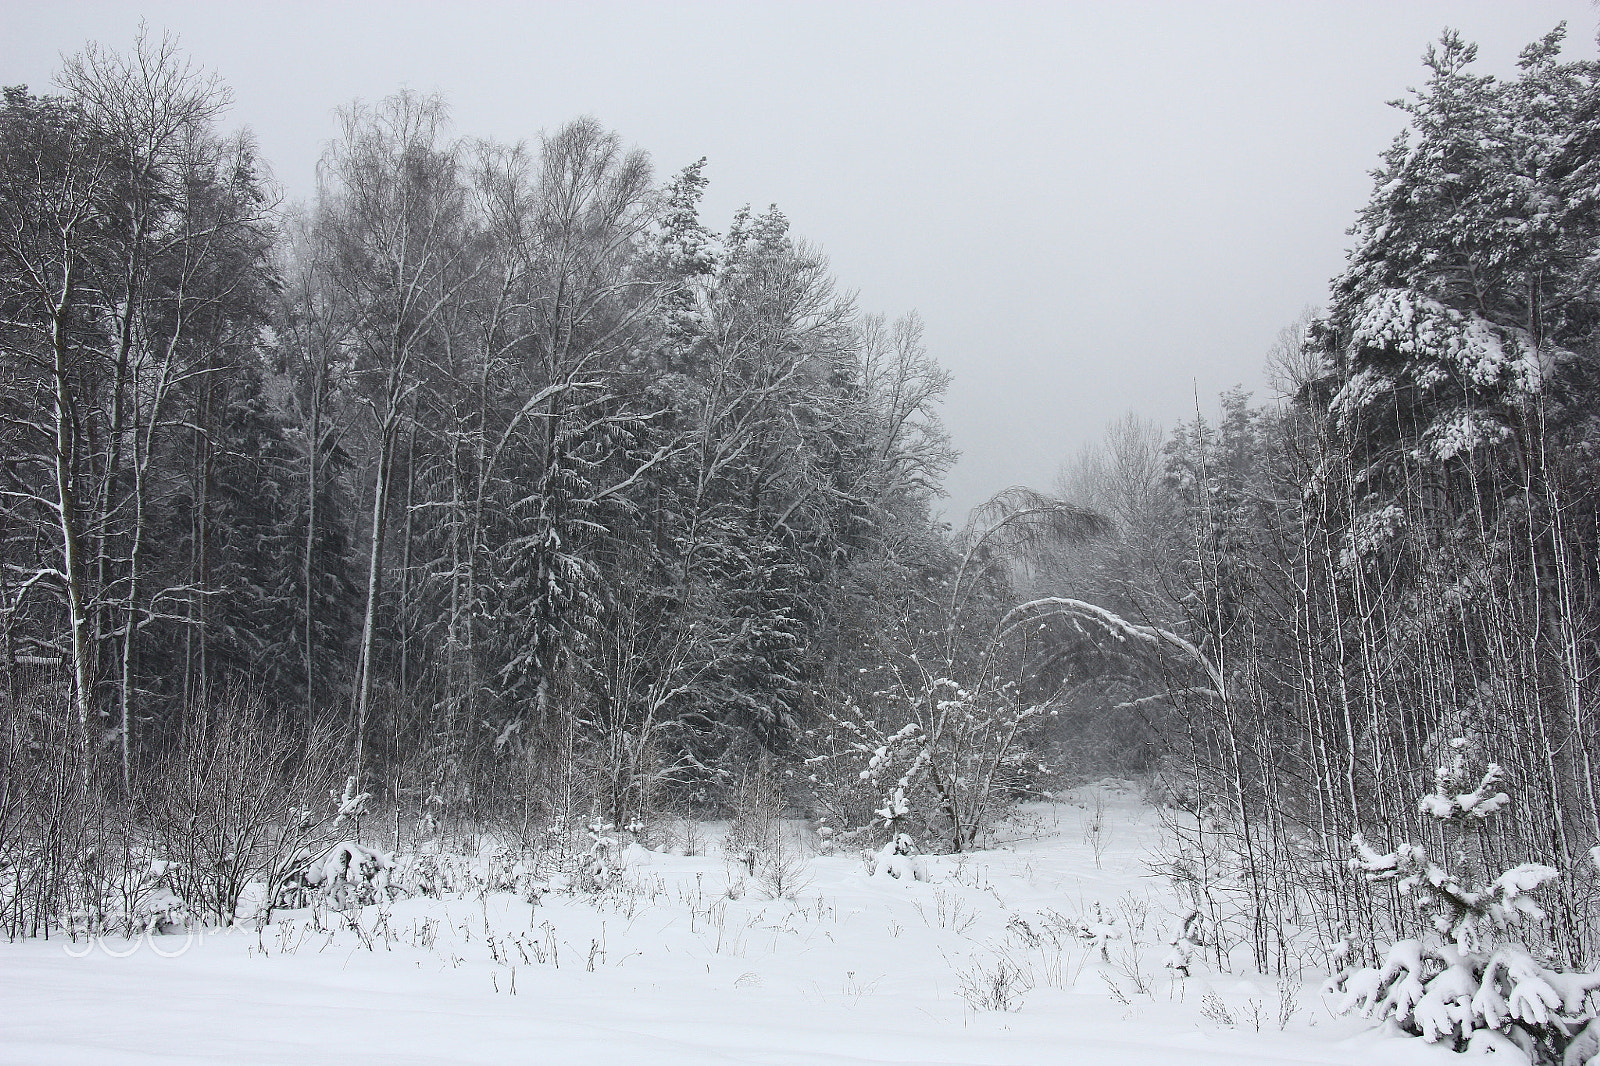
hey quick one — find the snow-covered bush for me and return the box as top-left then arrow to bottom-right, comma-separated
3,691 -> 350,938
804,711 -> 926,846
388,849 -> 466,900
0,686 -> 113,939
808,673 -> 1048,854
132,885 -> 192,935
82,853 -> 198,937
1149,800 -> 1262,975
329,776 -> 371,833
813,823 -> 835,855
1327,744 -> 1600,1063
379,838 -> 547,904
300,842 -> 392,910
871,832 -> 928,882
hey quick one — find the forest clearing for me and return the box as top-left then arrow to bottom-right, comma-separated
5,10 -> 1600,1065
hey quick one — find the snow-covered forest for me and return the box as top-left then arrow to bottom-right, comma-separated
4,22 -> 1600,1066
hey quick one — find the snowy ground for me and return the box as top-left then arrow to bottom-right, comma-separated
1,783 -> 1457,1065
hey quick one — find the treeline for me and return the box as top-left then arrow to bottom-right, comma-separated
0,30 -> 974,846
1041,26 -> 1600,972
8,22 -> 1600,998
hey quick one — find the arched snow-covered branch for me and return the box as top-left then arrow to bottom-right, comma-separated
995,597 -> 1225,699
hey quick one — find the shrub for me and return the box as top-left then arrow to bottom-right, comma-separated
140,694 -> 349,925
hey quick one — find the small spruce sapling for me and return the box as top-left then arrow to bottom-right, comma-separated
1162,907 -> 1209,977
1326,742 -> 1600,1062
870,760 -> 929,881
576,823 -> 620,893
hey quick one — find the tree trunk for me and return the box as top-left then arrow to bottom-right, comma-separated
50,277 -> 94,794
303,357 -> 323,719
353,416 -> 397,789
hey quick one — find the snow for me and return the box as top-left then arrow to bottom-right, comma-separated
1491,865 -> 1558,908
1422,409 -> 1510,461
1341,504 -> 1406,570
1,784 -> 1462,1065
1333,288 -> 1549,446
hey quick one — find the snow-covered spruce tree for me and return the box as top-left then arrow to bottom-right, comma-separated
1328,743 -> 1600,1063
1300,24 -> 1600,968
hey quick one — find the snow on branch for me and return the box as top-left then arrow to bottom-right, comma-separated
996,597 -> 1225,697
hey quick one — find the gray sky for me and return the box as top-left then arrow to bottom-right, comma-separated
8,1 -> 1596,521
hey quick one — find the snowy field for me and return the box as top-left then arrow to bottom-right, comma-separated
1,785 -> 1455,1065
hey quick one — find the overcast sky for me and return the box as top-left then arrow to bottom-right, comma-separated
8,1 -> 1597,521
